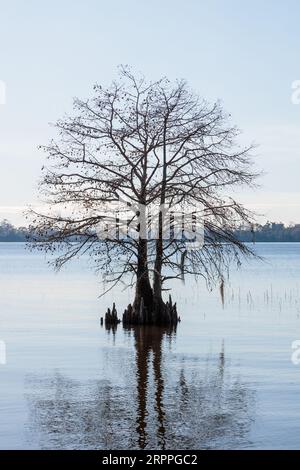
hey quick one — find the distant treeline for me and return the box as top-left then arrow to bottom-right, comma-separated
0,220 -> 29,242
235,222 -> 300,242
2,219 -> 300,243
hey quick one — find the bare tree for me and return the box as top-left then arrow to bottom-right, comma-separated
28,66 -> 258,325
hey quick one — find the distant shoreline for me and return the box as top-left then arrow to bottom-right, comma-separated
2,220 -> 300,243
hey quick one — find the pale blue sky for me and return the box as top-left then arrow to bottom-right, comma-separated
1,0 -> 300,224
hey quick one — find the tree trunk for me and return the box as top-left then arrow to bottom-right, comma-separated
153,215 -> 163,320
153,119 -> 167,318
109,122 -> 180,326
122,230 -> 179,326
134,238 -> 153,312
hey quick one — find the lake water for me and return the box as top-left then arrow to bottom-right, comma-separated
1,242 -> 300,449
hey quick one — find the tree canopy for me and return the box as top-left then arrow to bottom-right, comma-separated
29,67 -> 258,324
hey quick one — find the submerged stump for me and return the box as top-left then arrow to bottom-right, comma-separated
103,296 -> 180,327
123,295 -> 180,326
102,302 -> 121,326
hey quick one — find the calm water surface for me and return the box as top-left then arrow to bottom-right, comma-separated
1,243 -> 300,449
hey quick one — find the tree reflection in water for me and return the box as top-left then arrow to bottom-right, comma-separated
25,327 -> 255,449
133,326 -> 172,450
